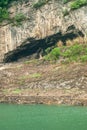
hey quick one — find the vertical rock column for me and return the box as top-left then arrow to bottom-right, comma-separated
0,25 -> 14,62
0,27 -> 6,62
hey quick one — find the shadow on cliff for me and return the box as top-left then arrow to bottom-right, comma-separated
3,29 -> 84,63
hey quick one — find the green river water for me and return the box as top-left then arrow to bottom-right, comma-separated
0,104 -> 87,130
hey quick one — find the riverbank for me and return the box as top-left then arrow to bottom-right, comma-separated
0,60 -> 87,105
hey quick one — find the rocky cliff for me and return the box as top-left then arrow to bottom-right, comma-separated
0,0 -> 87,62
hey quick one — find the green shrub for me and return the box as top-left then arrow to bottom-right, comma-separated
9,13 -> 26,26
70,0 -> 87,10
85,48 -> 87,53
62,44 -> 87,62
69,44 -> 83,56
45,47 -> 61,61
0,0 -> 9,7
0,0 -> 26,24
62,44 -> 83,58
80,55 -> 87,62
44,43 -> 87,62
14,13 -> 25,22
0,7 -> 9,22
0,0 -> 15,22
62,49 -> 72,58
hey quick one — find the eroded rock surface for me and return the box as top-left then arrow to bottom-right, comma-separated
0,0 -> 87,61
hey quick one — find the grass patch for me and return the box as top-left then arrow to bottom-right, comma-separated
30,73 -> 41,78
12,88 -> 22,94
20,73 -> 42,80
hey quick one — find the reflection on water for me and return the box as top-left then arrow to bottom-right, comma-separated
0,104 -> 87,130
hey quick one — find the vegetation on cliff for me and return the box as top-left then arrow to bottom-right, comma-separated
0,0 -> 14,22
63,0 -> 87,16
70,0 -> 87,10
0,3 -> 8,22
0,0 -> 26,24
0,0 -> 87,23
44,37 -> 87,63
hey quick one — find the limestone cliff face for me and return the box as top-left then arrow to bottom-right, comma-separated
0,0 -> 87,61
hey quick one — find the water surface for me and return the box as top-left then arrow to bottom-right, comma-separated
0,104 -> 87,130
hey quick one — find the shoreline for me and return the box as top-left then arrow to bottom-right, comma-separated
0,93 -> 87,106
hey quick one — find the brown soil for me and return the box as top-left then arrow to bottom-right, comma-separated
0,60 -> 87,105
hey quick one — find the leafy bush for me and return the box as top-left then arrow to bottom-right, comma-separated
44,43 -> 87,63
0,0 -> 26,24
62,44 -> 87,62
45,47 -> 61,61
62,44 -> 83,58
0,7 -> 9,22
80,55 -> 87,62
14,13 -> 25,22
0,0 -> 14,22
0,0 -> 9,7
10,13 -> 26,26
70,0 -> 87,10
